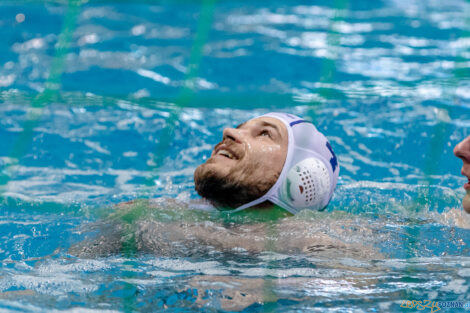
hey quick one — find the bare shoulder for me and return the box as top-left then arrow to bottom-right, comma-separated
71,200 -> 382,259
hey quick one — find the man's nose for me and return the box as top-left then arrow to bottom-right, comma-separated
454,135 -> 470,162
223,127 -> 243,143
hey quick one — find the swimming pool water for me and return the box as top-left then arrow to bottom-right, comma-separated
1,0 -> 470,311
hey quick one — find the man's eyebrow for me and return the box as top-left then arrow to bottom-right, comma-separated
260,121 -> 281,136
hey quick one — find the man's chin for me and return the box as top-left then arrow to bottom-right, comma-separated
463,190 -> 470,213
206,154 -> 238,166
194,159 -> 264,209
196,159 -> 231,177
194,161 -> 230,194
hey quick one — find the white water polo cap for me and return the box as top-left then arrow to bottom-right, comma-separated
233,112 -> 339,214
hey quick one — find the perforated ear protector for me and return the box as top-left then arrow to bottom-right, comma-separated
232,112 -> 339,214
281,158 -> 331,211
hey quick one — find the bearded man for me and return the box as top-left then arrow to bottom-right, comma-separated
194,112 -> 339,214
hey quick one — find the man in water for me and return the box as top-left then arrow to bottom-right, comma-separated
194,112 -> 339,214
72,113 -> 348,257
454,135 -> 470,213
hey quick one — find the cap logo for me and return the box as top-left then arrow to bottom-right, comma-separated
326,142 -> 338,172
289,119 -> 308,127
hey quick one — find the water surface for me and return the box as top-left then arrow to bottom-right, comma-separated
1,0 -> 470,311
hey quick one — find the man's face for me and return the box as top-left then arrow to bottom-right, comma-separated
454,135 -> 470,213
194,117 -> 288,209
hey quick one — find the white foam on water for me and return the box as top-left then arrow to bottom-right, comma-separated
146,259 -> 230,276
145,258 -> 222,273
0,273 -> 97,296
457,268 -> 470,277
37,259 -> 111,274
440,279 -> 469,294
238,267 -> 345,278
388,280 -> 444,291
83,140 -> 111,155
120,278 -> 162,287
303,278 -> 358,297
258,252 -> 292,261
339,258 -> 371,268
0,300 -> 120,313
201,268 -> 231,276
136,69 -> 171,85
148,270 -> 180,278
379,301 -> 393,311
377,259 -> 408,269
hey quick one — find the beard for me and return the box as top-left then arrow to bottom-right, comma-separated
194,158 -> 279,210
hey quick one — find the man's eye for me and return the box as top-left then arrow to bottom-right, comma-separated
260,130 -> 271,138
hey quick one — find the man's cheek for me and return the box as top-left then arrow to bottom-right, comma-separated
259,144 -> 281,154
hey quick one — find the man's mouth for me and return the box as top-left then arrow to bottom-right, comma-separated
217,149 -> 235,159
462,170 -> 470,189
214,145 -> 239,160
465,179 -> 470,190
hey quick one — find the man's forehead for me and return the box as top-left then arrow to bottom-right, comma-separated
237,116 -> 286,130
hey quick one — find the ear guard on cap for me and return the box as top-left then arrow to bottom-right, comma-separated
281,158 -> 331,212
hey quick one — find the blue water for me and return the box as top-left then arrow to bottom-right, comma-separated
1,0 -> 470,311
